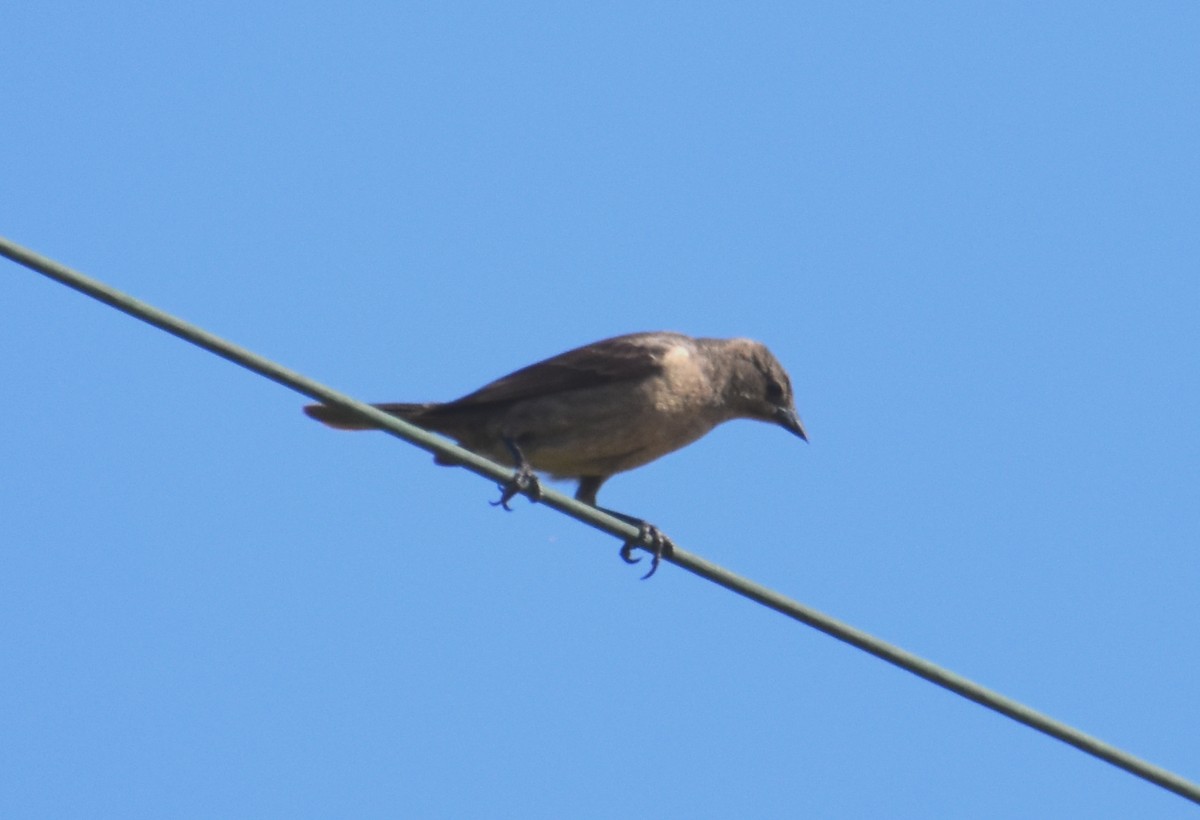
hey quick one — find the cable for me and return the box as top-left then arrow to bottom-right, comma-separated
3,235 -> 1197,806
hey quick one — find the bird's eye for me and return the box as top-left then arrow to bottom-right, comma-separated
765,380 -> 784,402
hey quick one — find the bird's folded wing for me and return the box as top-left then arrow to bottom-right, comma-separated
428,331 -> 681,415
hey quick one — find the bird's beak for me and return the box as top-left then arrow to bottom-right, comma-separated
775,406 -> 808,442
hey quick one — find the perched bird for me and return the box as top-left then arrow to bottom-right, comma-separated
304,331 -> 807,576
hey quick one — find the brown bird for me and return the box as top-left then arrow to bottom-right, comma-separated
304,331 -> 807,576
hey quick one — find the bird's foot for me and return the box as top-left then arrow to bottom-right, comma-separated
489,436 -> 542,511
618,521 -> 675,580
490,463 -> 542,511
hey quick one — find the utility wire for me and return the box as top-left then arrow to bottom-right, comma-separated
3,235 -> 1198,807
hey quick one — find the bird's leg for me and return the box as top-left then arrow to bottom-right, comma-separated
594,506 -> 676,580
575,477 -> 673,579
489,437 -> 542,511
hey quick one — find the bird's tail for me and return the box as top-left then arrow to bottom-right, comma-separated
302,402 -> 436,430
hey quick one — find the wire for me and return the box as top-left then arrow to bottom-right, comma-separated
3,235 -> 1197,806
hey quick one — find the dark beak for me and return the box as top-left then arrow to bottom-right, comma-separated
775,406 -> 808,442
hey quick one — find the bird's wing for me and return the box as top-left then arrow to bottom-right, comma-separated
428,332 -> 685,414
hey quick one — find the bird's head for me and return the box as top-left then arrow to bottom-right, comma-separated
721,339 -> 808,442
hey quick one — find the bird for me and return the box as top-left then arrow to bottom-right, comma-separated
304,331 -> 807,576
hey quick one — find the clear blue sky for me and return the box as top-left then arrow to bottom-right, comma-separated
3,4 -> 1198,817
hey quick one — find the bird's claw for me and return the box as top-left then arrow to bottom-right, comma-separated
619,523 -> 674,580
490,466 -> 542,511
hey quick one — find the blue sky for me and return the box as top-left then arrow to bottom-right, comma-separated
3,4 -> 1198,817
